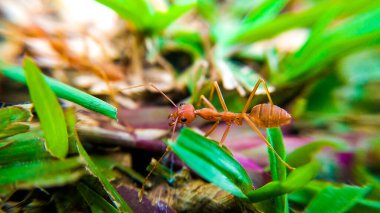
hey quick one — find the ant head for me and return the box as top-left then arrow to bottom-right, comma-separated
169,103 -> 196,126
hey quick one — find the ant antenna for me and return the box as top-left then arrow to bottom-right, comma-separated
120,83 -> 179,201
120,83 -> 177,108
138,117 -> 178,201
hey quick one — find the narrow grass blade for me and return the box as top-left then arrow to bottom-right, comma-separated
267,127 -> 288,213
243,0 -> 288,27
77,182 -> 119,213
1,65 -> 117,119
23,57 -> 68,159
66,108 -> 132,212
170,128 -> 253,198
229,0 -> 379,44
279,6 -> 380,84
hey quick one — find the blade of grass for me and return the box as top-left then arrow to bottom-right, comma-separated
170,128 -> 253,198
229,0 -> 380,44
1,65 -> 117,119
77,182 -> 119,213
280,7 -> 380,84
66,108 -> 132,212
243,0 -> 288,27
23,57 -> 68,159
287,140 -> 346,167
266,127 -> 288,213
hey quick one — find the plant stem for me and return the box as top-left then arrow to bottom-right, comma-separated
267,127 -> 289,213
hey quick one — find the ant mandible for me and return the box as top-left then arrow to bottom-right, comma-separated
125,79 -> 295,199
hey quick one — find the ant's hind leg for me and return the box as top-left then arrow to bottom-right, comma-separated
219,124 -> 231,147
242,79 -> 274,114
242,114 -> 295,170
204,120 -> 220,137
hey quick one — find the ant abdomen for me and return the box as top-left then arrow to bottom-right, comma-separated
249,103 -> 292,128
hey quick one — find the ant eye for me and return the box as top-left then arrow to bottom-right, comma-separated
181,117 -> 187,122
179,103 -> 184,106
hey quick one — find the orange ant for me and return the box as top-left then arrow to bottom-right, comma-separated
125,79 -> 295,199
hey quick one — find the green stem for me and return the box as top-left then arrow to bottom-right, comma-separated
267,127 -> 289,213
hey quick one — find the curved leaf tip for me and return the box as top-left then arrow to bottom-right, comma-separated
169,128 -> 253,198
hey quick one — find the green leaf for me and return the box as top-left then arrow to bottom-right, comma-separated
95,0 -> 153,31
0,157 -> 83,186
66,108 -> 132,212
0,123 -> 29,139
1,65 -> 117,119
229,0 -> 380,45
287,140 -> 346,167
280,6 -> 380,84
0,105 -> 33,138
77,182 -> 119,213
288,180 -> 329,206
353,199 -> 380,213
0,130 -> 51,164
266,127 -> 288,212
95,0 -> 194,34
306,185 -> 372,213
169,128 -> 253,198
0,105 -> 32,129
23,57 -> 68,159
243,0 -> 288,27
152,1 -> 195,33
247,161 -> 320,202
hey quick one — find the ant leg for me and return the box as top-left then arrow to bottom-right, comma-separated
242,79 -> 274,115
211,81 -> 228,112
219,124 -> 231,147
197,95 -> 217,111
204,120 -> 220,137
242,114 -> 295,170
139,147 -> 171,201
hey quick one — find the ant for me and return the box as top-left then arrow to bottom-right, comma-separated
125,79 -> 295,200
